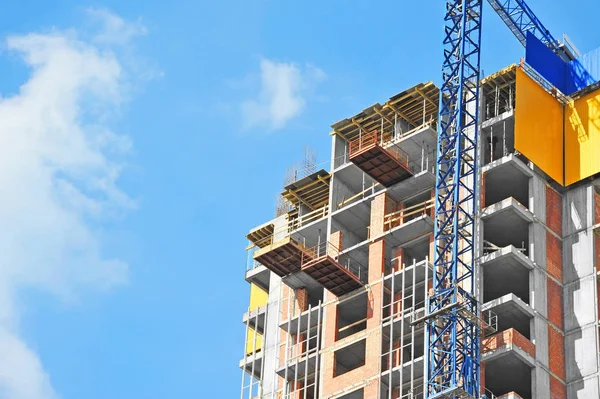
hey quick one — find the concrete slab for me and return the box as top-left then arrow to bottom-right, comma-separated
245,264 -> 271,291
481,246 -> 533,304
333,162 -> 379,194
483,345 -> 533,399
384,356 -> 425,385
390,126 -> 437,162
340,216 -> 434,261
482,198 -> 533,250
282,270 -> 322,292
243,305 -> 267,334
384,260 -> 433,292
386,170 -> 436,203
383,310 -> 426,339
386,215 -> 435,248
276,351 -> 318,380
483,154 -> 532,207
239,350 -> 263,379
331,198 -> 371,242
482,153 -> 533,177
481,109 -> 514,130
481,245 -> 534,271
483,294 -> 534,338
482,343 -> 535,368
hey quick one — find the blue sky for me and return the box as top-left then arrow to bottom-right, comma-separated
0,1 -> 598,398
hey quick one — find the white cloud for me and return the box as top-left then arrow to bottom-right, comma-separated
86,7 -> 147,46
0,10 -> 143,399
241,58 -> 325,131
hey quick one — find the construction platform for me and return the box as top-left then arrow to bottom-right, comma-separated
301,244 -> 364,297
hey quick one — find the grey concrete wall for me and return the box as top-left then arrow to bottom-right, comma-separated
562,184 -> 600,398
261,273 -> 281,398
529,175 -> 546,221
332,135 -> 347,170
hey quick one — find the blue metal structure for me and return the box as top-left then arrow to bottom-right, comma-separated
427,0 -> 567,398
487,0 -> 563,55
426,1 -> 483,397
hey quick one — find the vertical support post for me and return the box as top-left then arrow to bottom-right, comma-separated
241,305 -> 250,399
314,302 -> 322,399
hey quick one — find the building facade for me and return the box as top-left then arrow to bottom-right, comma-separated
240,64 -> 600,399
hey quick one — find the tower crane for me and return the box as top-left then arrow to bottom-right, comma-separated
427,1 -> 576,398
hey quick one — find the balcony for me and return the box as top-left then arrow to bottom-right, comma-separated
254,236 -> 307,277
481,245 -> 533,305
482,198 -> 532,255
482,294 -> 534,340
248,206 -> 329,278
349,130 -> 413,187
482,328 -> 535,399
377,197 -> 435,247
301,242 -> 366,297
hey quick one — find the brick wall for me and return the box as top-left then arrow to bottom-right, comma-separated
481,328 -> 535,358
320,193 -> 387,397
370,193 -> 387,237
296,288 -> 308,313
546,186 -> 562,235
392,247 -> 404,272
480,362 -> 485,396
548,324 -> 566,381
596,234 -> 600,273
330,230 -> 343,254
550,375 -> 567,399
547,277 -> 564,330
546,232 -> 563,282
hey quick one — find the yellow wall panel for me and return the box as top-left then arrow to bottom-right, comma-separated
515,68 -> 564,185
246,327 -> 263,355
565,88 -> 600,185
249,283 -> 268,311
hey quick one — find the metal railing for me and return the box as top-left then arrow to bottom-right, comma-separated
348,130 -> 411,170
384,199 -> 435,231
336,148 -> 434,212
337,182 -> 381,209
300,241 -> 367,283
249,205 -> 329,249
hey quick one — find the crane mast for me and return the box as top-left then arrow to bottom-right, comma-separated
427,0 -> 571,398
426,1 -> 482,397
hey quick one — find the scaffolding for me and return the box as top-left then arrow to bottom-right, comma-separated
380,257 -> 431,399
241,303 -> 268,399
276,286 -> 323,399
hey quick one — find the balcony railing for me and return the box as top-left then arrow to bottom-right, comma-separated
301,241 -> 366,283
249,205 -> 329,249
348,130 -> 411,170
384,199 -> 435,231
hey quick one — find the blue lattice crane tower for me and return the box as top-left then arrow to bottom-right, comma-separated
426,1 -> 573,398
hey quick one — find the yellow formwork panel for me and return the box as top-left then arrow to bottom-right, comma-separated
565,88 -> 600,185
515,68 -> 564,185
246,327 -> 263,355
249,283 -> 268,311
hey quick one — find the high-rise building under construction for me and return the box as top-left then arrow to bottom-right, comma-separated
239,62 -> 600,399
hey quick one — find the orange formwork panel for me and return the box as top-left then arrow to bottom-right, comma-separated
565,87 -> 600,185
515,68 -> 564,185
348,130 -> 413,187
